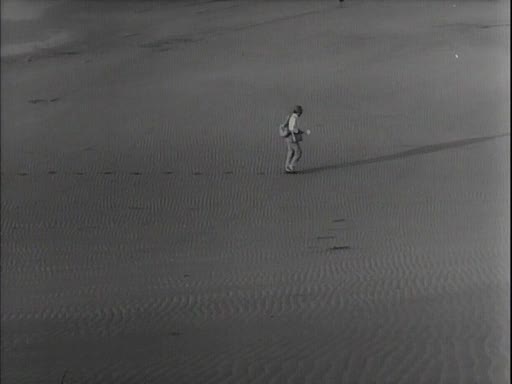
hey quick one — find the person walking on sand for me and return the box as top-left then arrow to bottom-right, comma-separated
279,105 -> 309,174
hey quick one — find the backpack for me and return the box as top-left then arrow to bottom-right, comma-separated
279,114 -> 291,138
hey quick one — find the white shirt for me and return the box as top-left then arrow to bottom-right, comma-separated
288,113 -> 299,134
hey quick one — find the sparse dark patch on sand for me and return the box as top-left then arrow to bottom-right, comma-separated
479,24 -> 510,29
29,98 -> 60,104
224,171 -> 234,174
130,172 -> 142,175
25,50 -> 81,63
193,172 -> 202,175
436,23 -> 510,30
50,50 -> 80,57
128,206 -> 144,210
332,218 -> 345,223
48,171 -> 57,175
140,37 -> 198,52
103,171 -> 114,175
73,172 -> 85,175
28,99 -> 47,104
317,236 -> 335,240
257,172 -> 265,175
184,274 -> 190,278
330,246 -> 351,251
170,331 -> 182,336
16,172 -> 28,176
163,171 -> 173,174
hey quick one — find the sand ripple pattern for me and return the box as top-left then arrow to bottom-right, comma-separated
2,136 -> 509,383
2,0 -> 510,383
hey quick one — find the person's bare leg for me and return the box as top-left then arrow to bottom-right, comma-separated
285,141 -> 295,172
289,143 -> 302,171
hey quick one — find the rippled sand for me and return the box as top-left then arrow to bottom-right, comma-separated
1,1 -> 510,383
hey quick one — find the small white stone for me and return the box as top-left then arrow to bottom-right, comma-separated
455,54 -> 459,58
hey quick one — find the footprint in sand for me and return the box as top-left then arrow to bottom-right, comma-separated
329,246 -> 351,251
140,38 -> 198,52
327,218 -> 347,232
49,51 -> 80,58
29,98 -> 60,104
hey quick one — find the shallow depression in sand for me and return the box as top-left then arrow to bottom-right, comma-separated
1,0 -> 57,22
1,31 -> 72,57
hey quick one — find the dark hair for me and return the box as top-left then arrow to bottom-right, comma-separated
293,105 -> 303,114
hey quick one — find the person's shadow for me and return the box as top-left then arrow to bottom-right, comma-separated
300,133 -> 509,175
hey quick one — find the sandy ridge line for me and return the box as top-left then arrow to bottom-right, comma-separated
139,5 -> 335,52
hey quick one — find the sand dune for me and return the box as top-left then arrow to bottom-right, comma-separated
1,0 -> 510,383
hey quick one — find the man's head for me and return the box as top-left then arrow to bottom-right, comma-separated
293,105 -> 303,116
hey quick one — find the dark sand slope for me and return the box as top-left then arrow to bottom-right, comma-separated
1,1 -> 510,383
